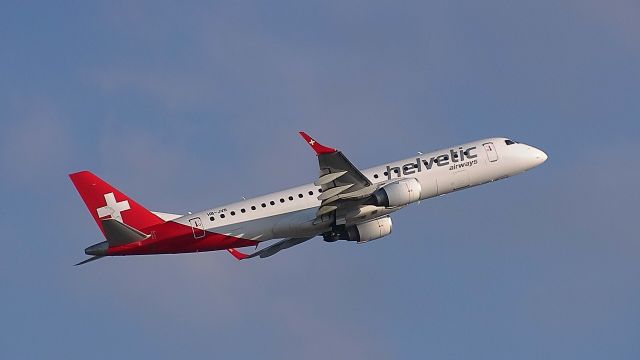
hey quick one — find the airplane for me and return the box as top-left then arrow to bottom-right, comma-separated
70,132 -> 547,265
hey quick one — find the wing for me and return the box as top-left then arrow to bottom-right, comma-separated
227,236 -> 314,260
228,132 -> 383,261
299,132 -> 376,219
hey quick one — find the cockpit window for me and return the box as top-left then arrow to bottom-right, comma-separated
505,139 -> 517,145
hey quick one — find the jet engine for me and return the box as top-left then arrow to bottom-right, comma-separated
323,216 -> 393,243
370,178 -> 422,208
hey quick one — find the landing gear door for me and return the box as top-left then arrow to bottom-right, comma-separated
189,217 -> 206,239
483,142 -> 498,162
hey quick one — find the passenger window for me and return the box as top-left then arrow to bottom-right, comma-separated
210,216 -> 215,221
308,191 -> 313,195
270,201 -> 275,205
298,194 -> 303,198
280,198 -> 285,203
230,211 -> 235,216
220,214 -> 226,219
288,196 -> 293,201
251,206 -> 256,210
374,174 -> 379,179
241,209 -> 246,213
261,203 -> 266,208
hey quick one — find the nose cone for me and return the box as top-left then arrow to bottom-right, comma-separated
534,148 -> 548,164
527,146 -> 548,168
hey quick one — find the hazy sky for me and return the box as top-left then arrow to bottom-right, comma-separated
1,1 -> 639,359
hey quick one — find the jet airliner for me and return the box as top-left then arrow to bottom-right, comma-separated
71,132 -> 547,265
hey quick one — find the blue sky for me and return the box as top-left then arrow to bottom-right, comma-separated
1,1 -> 639,359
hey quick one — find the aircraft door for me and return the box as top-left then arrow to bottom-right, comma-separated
483,142 -> 498,162
189,217 -> 206,239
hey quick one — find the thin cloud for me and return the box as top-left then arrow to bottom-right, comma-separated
0,101 -> 73,187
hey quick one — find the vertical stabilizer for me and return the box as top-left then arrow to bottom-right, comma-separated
69,171 -> 165,235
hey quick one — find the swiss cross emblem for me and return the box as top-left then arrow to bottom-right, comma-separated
96,192 -> 131,223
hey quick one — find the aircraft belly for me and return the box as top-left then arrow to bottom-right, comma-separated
272,207 -> 332,238
205,207 -> 329,242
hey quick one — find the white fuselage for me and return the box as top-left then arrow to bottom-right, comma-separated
173,138 -> 547,242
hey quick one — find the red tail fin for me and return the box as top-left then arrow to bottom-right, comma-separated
69,171 -> 164,235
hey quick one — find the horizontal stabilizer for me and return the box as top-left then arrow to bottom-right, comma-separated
74,256 -> 104,266
102,218 -> 149,247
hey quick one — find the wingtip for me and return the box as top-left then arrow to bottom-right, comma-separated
227,248 -> 249,261
298,131 -> 336,155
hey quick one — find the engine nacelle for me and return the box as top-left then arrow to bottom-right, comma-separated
345,216 -> 393,243
371,178 -> 422,208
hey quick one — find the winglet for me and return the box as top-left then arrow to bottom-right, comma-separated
227,248 -> 249,260
299,132 -> 336,155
